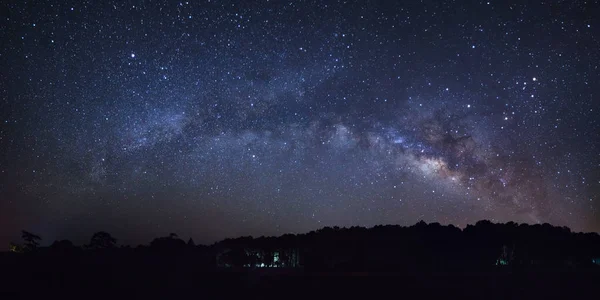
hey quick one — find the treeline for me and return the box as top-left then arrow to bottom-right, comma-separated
216,220 -> 600,271
5,220 -> 600,272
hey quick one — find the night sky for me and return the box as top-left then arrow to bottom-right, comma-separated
1,0 -> 599,246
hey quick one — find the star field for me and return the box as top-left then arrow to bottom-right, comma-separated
1,0 -> 599,245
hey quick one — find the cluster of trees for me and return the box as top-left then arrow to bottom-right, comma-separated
10,230 -> 117,253
216,235 -> 301,268
7,220 -> 600,272
215,221 -> 600,271
10,231 -> 201,255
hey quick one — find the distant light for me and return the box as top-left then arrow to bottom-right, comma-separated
131,53 -> 135,58
532,77 -> 537,81
467,104 -> 471,108
472,45 -> 476,49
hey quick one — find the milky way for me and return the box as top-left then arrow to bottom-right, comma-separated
1,0 -> 599,245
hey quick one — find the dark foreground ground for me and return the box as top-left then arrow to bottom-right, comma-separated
1,263 -> 599,300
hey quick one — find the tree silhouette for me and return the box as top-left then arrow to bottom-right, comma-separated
21,230 -> 41,252
222,247 -> 249,268
187,238 -> 195,247
8,220 -> 600,274
496,244 -> 514,266
150,234 -> 186,251
263,250 -> 274,267
88,231 -> 117,250
49,240 -> 79,255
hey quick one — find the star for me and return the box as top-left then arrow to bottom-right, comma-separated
0,0 -> 596,246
